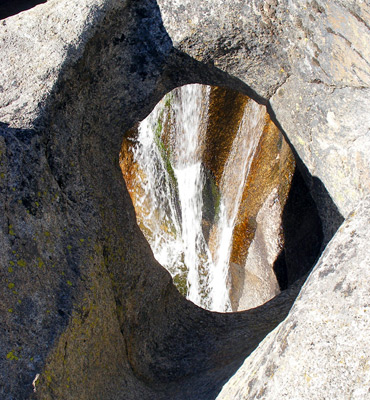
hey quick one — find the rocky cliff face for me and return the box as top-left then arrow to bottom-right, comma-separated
217,195 -> 370,400
0,0 -> 369,399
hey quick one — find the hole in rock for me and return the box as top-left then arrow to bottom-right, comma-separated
120,84 -> 325,312
0,0 -> 47,20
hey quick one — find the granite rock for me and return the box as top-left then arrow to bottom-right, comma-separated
157,0 -> 370,216
0,0 -> 369,399
217,196 -> 370,400
0,1 -> 302,399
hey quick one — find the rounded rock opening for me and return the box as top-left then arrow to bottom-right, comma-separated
120,83 -> 327,312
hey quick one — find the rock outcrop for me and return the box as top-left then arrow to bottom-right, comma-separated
158,0 -> 370,217
0,0 -> 369,399
217,195 -> 370,400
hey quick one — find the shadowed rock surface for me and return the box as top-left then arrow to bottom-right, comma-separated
0,0 -> 369,399
0,0 -> 47,20
0,1 -> 302,398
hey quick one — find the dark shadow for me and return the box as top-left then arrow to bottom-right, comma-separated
273,167 -> 324,290
0,0 -> 46,20
159,48 -> 268,106
268,104 -> 345,291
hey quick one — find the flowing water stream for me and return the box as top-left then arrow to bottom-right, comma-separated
208,101 -> 265,311
123,84 -> 265,312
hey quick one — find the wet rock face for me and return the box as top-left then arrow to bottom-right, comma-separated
120,85 -> 307,312
203,87 -> 249,184
228,114 -> 296,310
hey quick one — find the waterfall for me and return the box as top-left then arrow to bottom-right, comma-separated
123,84 -> 266,312
131,97 -> 183,273
171,84 -> 213,308
209,101 -> 265,311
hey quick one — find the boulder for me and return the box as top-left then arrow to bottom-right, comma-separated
157,0 -> 370,216
217,195 -> 370,400
0,0 -> 369,399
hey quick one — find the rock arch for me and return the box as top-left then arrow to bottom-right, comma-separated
0,0 -> 369,399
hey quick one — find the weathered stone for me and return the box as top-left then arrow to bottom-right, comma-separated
0,1 -> 301,399
229,115 -> 296,310
1,0 -> 369,399
271,77 -> 370,216
157,0 -> 370,216
232,189 -> 282,311
217,196 -> 370,400
157,0 -> 291,98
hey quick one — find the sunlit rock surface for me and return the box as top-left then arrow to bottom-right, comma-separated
157,0 -> 370,216
217,196 -> 370,400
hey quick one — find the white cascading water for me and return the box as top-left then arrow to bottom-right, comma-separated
129,84 -> 265,312
171,84 -> 213,308
132,99 -> 183,272
209,101 -> 265,311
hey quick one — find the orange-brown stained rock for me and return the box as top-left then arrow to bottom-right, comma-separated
203,86 -> 250,185
120,125 -> 139,194
119,125 -> 152,237
120,87 -> 296,312
229,114 -> 296,310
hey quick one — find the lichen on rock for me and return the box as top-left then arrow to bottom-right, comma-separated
0,0 -> 369,399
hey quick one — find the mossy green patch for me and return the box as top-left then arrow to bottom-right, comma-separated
45,370 -> 53,384
6,351 -> 18,361
17,259 -> 26,267
153,101 -> 178,191
173,273 -> 188,297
